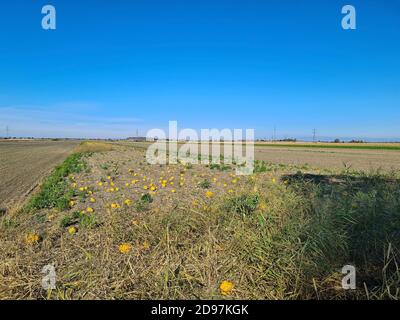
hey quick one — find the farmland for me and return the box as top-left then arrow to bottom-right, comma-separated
0,140 -> 79,213
120,141 -> 400,171
0,140 -> 399,300
254,144 -> 400,171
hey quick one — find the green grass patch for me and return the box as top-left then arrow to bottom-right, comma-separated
225,193 -> 260,217
25,153 -> 86,212
134,193 -> 154,212
60,211 -> 98,229
199,179 -> 211,189
254,160 -> 268,173
209,163 -> 231,171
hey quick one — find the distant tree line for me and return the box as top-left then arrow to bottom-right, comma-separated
332,139 -> 365,143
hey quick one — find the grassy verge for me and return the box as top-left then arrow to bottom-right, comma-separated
24,153 -> 86,212
24,142 -> 112,213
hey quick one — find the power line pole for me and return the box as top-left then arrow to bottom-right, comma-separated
6,125 -> 9,138
312,128 -> 316,142
273,126 -> 276,141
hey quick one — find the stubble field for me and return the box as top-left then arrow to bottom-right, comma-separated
254,146 -> 400,171
122,140 -> 400,171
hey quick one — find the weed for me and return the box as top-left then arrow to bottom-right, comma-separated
1,218 -> 18,229
34,214 -> 47,224
141,193 -> 153,204
60,211 -> 98,229
79,214 -> 98,229
60,214 -> 75,228
209,163 -> 230,171
184,163 -> 193,170
225,194 -> 260,217
134,193 -> 154,212
254,160 -> 268,173
199,179 -> 211,189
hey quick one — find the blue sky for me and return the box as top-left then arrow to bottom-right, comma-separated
0,0 -> 399,140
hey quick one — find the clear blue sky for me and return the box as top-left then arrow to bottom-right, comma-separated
0,0 -> 399,140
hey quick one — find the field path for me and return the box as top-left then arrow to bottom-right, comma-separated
0,140 -> 78,212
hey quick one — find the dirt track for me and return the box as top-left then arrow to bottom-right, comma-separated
0,140 -> 78,212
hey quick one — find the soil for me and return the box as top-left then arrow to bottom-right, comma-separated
0,140 -> 78,212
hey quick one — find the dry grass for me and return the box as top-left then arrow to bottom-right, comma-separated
74,141 -> 113,153
0,143 -> 399,300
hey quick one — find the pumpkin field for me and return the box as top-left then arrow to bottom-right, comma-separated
0,141 -> 399,299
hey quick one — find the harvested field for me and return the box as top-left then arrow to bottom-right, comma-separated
119,141 -> 400,172
1,142 -> 399,300
0,140 -> 79,212
254,146 -> 400,171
